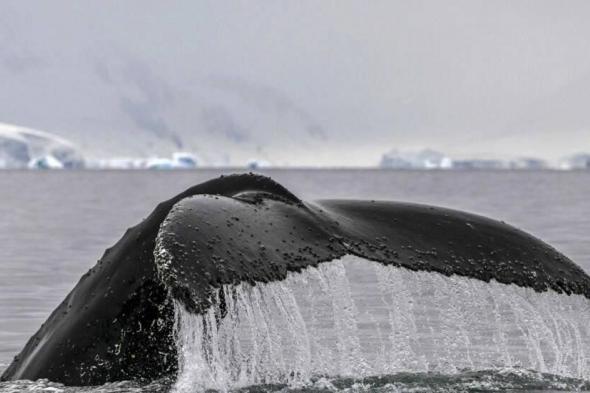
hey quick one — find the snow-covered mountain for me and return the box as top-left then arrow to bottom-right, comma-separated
2,49 -> 330,167
1,2 -> 590,165
0,123 -> 84,169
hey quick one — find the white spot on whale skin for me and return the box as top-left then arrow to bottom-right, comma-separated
172,255 -> 590,392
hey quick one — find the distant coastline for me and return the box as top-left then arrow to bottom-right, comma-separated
1,123 -> 589,171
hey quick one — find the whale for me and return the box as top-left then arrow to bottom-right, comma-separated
2,173 -> 589,386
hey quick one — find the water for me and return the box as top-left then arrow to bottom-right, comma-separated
172,255 -> 590,392
1,169 -> 590,392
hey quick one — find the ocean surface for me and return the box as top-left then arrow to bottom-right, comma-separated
1,169 -> 589,392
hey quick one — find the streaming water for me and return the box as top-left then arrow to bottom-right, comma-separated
172,255 -> 590,392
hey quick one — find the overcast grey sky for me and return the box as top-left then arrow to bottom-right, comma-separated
1,1 -> 589,165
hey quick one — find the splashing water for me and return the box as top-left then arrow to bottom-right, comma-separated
171,255 -> 590,392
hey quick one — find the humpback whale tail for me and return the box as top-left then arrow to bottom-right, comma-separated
2,174 -> 590,390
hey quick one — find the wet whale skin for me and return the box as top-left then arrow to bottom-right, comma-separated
2,173 -> 589,385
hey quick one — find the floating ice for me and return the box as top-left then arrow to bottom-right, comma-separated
27,155 -> 64,170
246,159 -> 272,170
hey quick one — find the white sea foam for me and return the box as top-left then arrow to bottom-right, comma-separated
171,255 -> 590,392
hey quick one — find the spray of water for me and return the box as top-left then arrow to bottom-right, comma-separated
171,255 -> 590,392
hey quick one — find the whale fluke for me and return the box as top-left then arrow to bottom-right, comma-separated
2,174 -> 589,386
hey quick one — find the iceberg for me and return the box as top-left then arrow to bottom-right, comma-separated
560,153 -> 590,170
90,157 -> 147,170
508,157 -> 547,170
172,152 -> 198,168
451,159 -> 506,169
246,159 -> 272,169
146,152 -> 199,170
27,155 -> 65,170
380,149 -> 452,169
145,158 -> 175,170
0,123 -> 84,169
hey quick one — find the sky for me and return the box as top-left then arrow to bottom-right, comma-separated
1,1 -> 589,166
